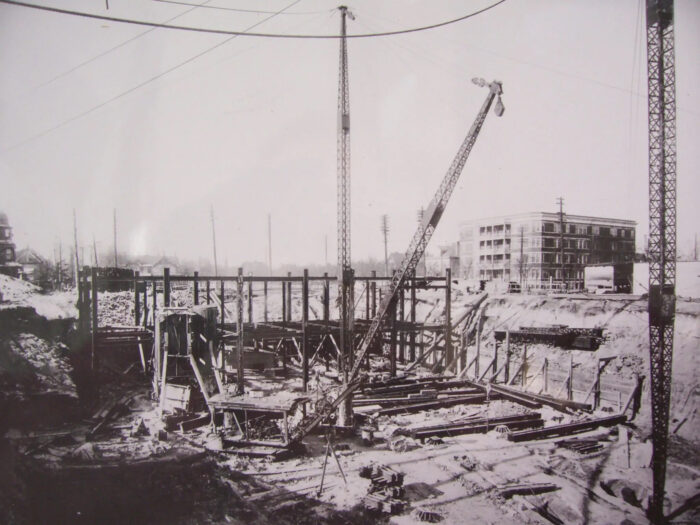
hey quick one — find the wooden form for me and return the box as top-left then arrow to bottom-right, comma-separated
78,267 -> 452,382
208,394 -> 309,447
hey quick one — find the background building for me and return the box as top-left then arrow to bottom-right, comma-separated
0,211 -> 21,278
16,248 -> 48,283
459,212 -> 636,290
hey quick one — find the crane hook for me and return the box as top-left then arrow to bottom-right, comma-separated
494,95 -> 505,117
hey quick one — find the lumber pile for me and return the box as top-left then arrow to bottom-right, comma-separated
407,413 -> 543,441
557,437 -> 604,455
360,464 -> 407,514
372,393 -> 493,417
508,414 -> 626,442
498,482 -> 559,499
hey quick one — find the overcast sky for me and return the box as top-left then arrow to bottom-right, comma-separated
1,0 -> 698,269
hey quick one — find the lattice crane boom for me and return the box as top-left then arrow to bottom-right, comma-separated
348,78 -> 504,382
291,79 -> 504,442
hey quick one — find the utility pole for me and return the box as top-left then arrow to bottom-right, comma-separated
210,205 -> 218,276
58,240 -> 63,289
519,226 -> 525,284
92,235 -> 99,267
557,197 -> 565,288
267,213 -> 272,275
113,208 -> 118,267
336,5 -> 355,428
325,234 -> 328,267
645,0 -> 677,521
73,209 -> 80,285
380,214 -> 389,277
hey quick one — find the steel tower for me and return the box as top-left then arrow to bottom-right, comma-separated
645,0 -> 677,521
337,5 -> 354,426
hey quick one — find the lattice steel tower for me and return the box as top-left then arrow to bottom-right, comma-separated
646,0 -> 676,521
337,5 -> 355,426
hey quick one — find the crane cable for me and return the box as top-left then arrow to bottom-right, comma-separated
3,0 -> 304,152
150,0 -> 330,15
0,0 -> 508,39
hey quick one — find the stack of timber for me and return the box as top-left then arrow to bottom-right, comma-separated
355,376 -> 496,417
493,326 -> 604,350
497,483 -> 559,499
407,413 -> 543,442
360,464 -> 406,514
557,437 -> 604,455
370,393 -> 494,417
486,383 -> 591,413
508,414 -> 626,442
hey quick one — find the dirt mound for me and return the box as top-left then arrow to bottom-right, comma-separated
0,333 -> 76,401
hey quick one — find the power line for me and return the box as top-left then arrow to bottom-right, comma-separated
151,0 -> 328,15
3,0 -> 303,152
0,0 -> 508,39
35,0 -> 214,89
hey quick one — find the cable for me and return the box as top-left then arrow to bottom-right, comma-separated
34,0 -> 213,89
150,0 -> 329,15
3,0 -> 303,152
0,0 -> 509,39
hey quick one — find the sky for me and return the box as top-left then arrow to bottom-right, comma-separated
1,0 -> 698,269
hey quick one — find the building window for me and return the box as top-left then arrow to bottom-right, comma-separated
543,222 -> 554,233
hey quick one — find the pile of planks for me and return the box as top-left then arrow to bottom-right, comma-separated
508,414 -> 626,442
498,482 -> 559,499
408,413 -> 543,442
557,437 -> 604,455
360,464 -> 406,514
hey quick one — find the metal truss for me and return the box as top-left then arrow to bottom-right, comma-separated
646,0 -> 676,521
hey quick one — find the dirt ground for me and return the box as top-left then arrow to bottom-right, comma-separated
1,273 -> 699,524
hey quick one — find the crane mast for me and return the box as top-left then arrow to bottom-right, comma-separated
336,5 -> 354,426
292,79 -> 504,441
645,0 -> 677,521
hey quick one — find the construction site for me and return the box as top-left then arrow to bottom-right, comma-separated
1,1 -> 699,524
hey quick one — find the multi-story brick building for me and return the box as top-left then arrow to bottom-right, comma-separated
459,212 -> 636,289
0,211 -> 21,278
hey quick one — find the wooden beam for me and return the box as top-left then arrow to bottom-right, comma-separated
302,269 -> 309,391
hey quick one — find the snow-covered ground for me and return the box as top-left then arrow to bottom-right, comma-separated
0,274 -> 77,320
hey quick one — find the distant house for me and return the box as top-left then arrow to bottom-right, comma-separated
150,256 -> 181,276
16,248 -> 48,282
